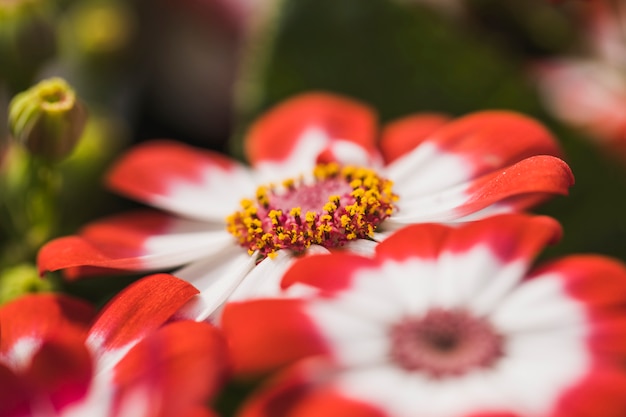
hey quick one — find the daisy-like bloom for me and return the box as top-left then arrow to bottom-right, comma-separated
221,214 -> 626,417
533,0 -> 626,160
38,92 -> 574,320
0,274 -> 229,417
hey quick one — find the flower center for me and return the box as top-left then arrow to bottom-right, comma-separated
389,308 -> 504,379
226,163 -> 397,258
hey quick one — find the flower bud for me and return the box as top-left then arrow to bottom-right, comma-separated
8,77 -> 88,162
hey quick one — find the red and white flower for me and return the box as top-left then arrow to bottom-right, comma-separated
533,0 -> 626,160
38,93 -> 574,320
222,214 -> 626,417
0,274 -> 229,417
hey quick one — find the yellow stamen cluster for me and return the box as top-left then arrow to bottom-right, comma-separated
226,163 -> 398,258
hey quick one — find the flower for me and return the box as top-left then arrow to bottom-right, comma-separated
9,77 -> 88,162
221,214 -> 626,417
38,92 -> 574,320
0,274 -> 229,417
533,0 -> 626,160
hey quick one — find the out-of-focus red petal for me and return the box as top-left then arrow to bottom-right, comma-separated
0,294 -> 94,356
221,299 -> 328,377
106,140 -> 241,205
25,338 -> 93,413
376,214 -> 562,265
380,113 -> 451,164
530,255 -> 626,359
244,93 -> 377,166
554,367 -> 626,417
113,321 -> 229,417
88,274 -> 199,353
280,253 -> 376,293
0,364 -> 30,417
422,111 -> 564,176
239,360 -> 387,417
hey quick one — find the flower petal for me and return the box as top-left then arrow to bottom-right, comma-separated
386,155 -> 573,225
239,360 -> 387,417
281,253 -> 377,294
25,338 -> 93,413
529,255 -> 626,360
106,140 -> 256,221
384,111 -> 566,201
87,274 -> 199,361
379,113 -> 451,164
0,364 -> 30,417
221,299 -> 329,377
245,93 -> 380,180
378,214 -> 562,265
38,210 -> 233,279
172,245 -> 257,321
113,321 -> 229,417
0,294 -> 94,361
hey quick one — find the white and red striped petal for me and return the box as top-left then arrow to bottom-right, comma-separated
385,155 -> 573,226
87,274 -> 199,368
106,140 -> 256,221
245,93 -> 381,181
38,210 -> 234,278
0,295 -> 96,417
0,294 -> 95,365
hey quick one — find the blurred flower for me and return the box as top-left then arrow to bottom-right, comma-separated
9,77 -> 87,162
0,274 -> 229,417
533,0 -> 626,160
38,92 -> 573,321
222,214 -> 626,417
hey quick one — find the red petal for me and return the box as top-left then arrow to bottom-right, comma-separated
460,155 -> 574,216
0,364 -> 30,417
244,93 -> 378,166
113,321 -> 229,417
88,274 -> 199,353
106,140 -> 243,206
377,214 -> 562,264
37,210 -> 171,276
240,360 -> 387,417
531,255 -> 626,359
25,337 -> 93,413
422,111 -> 564,176
554,367 -> 626,417
37,210 -> 214,279
37,236 -> 145,278
0,294 -> 94,356
221,299 -> 328,377
280,253 -> 376,293
380,113 -> 451,164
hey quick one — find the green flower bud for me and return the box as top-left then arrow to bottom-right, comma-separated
8,77 -> 88,162
0,263 -> 55,305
